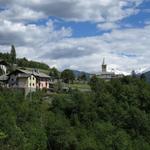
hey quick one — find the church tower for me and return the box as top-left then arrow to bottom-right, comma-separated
102,58 -> 107,72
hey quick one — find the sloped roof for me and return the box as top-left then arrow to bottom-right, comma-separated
15,69 -> 50,78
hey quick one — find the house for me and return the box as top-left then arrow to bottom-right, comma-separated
32,69 -> 50,89
8,69 -> 50,93
8,69 -> 37,93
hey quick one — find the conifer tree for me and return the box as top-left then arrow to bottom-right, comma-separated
10,45 -> 16,64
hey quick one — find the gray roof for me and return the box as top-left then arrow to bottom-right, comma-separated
16,69 -> 50,78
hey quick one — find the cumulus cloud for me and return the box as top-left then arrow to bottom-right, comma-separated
0,0 -> 149,74
0,18 -> 150,73
7,23 -> 148,74
0,5 -> 45,22
97,22 -> 119,31
0,19 -> 72,46
0,0 -> 144,22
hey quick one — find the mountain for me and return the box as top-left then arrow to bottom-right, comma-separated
143,71 -> 150,83
72,70 -> 91,79
137,70 -> 150,83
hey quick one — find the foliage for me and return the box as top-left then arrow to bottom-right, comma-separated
0,76 -> 150,149
49,67 -> 60,79
61,69 -> 75,83
10,45 -> 16,64
78,72 -> 87,81
0,51 -> 49,70
0,89 -> 47,150
17,57 -> 50,70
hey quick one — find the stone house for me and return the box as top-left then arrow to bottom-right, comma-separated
8,69 -> 50,92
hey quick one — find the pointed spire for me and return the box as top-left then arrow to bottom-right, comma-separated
102,57 -> 105,65
102,57 -> 107,72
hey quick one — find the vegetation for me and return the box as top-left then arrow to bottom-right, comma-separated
10,45 -> 16,64
0,76 -> 150,149
0,46 -> 50,70
61,69 -> 75,83
69,83 -> 91,91
49,67 -> 60,79
17,57 -> 50,70
78,72 -> 87,82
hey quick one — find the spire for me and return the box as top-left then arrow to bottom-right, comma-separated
102,57 -> 105,65
102,57 -> 107,72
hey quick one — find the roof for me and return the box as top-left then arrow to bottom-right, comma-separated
10,69 -> 50,78
32,71 -> 50,78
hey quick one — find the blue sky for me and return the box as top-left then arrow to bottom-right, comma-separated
0,0 -> 150,74
31,0 -> 150,37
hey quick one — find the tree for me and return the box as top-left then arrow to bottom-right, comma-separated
49,67 -> 60,79
78,73 -> 87,82
61,69 -> 75,83
10,45 -> 16,64
140,73 -> 146,81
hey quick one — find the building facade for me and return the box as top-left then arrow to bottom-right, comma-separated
8,69 -> 50,92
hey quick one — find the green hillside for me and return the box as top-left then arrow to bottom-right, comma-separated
0,50 -> 50,71
0,76 -> 150,150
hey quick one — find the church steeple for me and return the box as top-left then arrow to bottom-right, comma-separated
102,58 -> 105,65
102,58 -> 107,72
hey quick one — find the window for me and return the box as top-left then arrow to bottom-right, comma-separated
33,83 -> 34,86
33,77 -> 34,80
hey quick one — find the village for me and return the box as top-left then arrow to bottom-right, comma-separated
0,47 -> 125,96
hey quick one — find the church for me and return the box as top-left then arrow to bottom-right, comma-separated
97,58 -> 124,81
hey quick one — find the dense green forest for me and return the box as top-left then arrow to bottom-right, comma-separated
0,76 -> 150,150
0,50 -> 49,70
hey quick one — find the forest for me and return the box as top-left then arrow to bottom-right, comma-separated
0,47 -> 49,70
0,76 -> 150,150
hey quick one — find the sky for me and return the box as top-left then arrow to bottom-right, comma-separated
0,0 -> 150,74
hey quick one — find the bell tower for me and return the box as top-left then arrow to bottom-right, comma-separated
102,58 -> 107,72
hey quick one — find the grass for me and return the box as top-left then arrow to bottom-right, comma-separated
68,83 -> 91,91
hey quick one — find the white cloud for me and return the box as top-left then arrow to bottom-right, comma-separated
0,0 -> 144,22
0,19 -> 72,46
0,0 -> 149,74
97,22 -> 119,31
0,16 -> 150,74
36,24 -> 150,73
0,5 -> 45,22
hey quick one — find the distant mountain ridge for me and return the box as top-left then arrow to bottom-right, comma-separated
72,70 -> 91,79
143,71 -> 150,83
